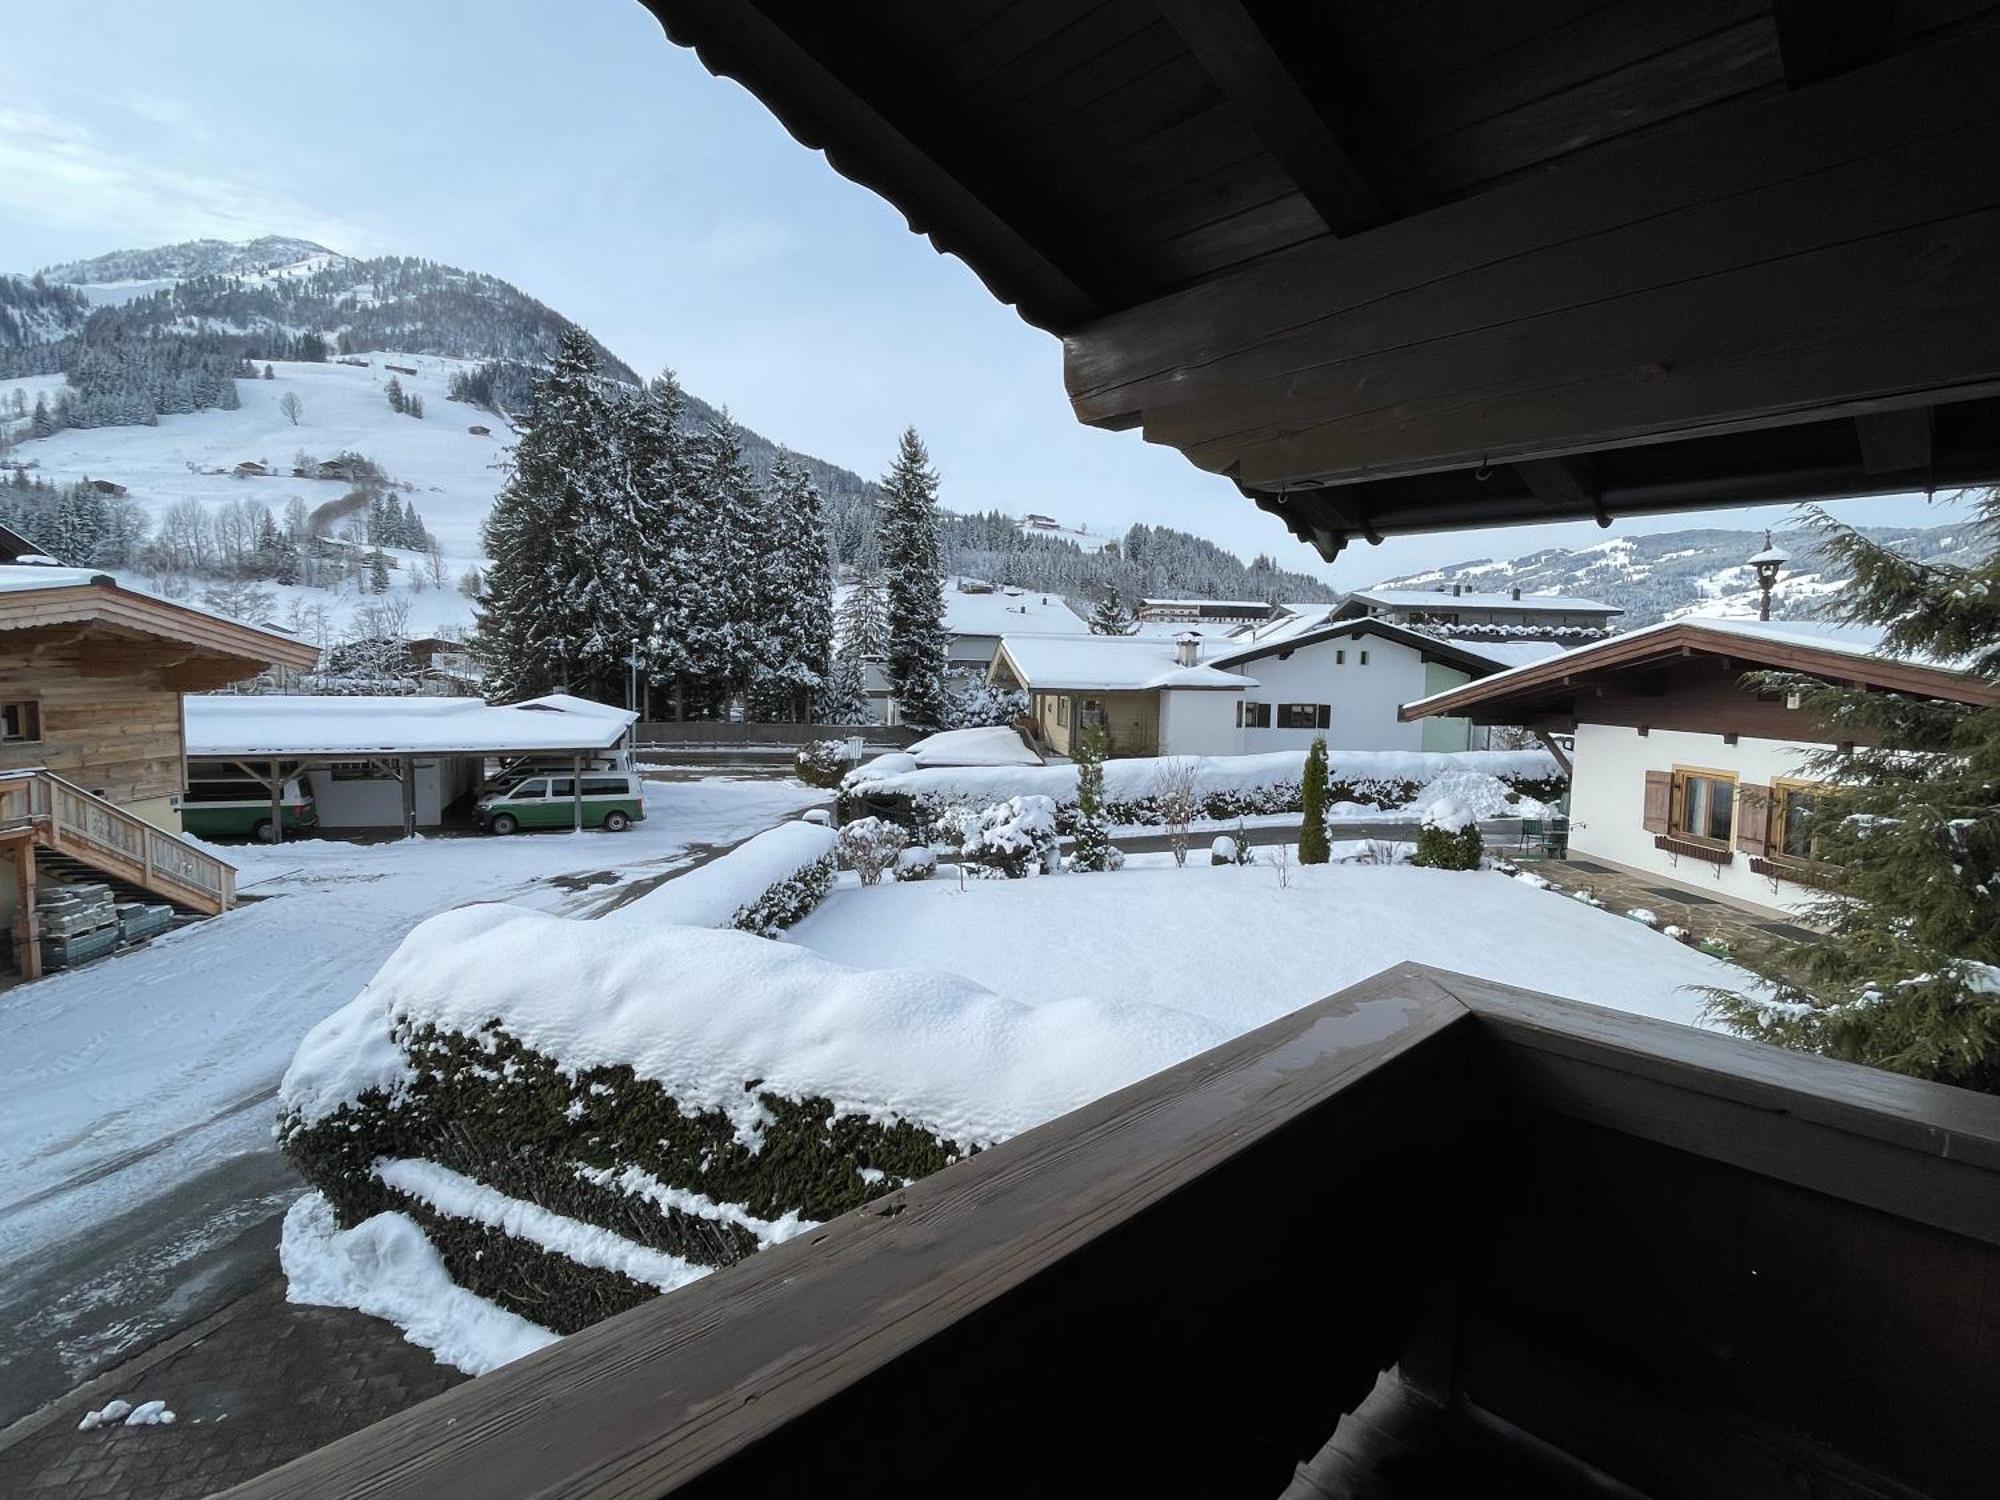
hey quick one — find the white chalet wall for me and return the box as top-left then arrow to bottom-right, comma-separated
1157,689 -> 1243,756
1222,635 -> 1432,752
1568,722 -> 1826,915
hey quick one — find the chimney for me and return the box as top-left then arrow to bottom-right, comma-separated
1174,631 -> 1200,668
1511,586 -> 1521,601
1452,583 -> 1462,597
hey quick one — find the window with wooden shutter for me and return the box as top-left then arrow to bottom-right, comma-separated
1735,783 -> 1772,856
1642,769 -> 1672,833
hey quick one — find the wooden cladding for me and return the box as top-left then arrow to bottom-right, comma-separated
1734,782 -> 1772,857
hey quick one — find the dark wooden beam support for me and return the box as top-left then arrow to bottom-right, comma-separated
1853,405 -> 1933,476
1772,0 -> 1897,89
1153,0 -> 1390,237
1511,455 -> 1607,526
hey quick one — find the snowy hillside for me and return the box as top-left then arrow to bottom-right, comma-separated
1372,523 -> 1978,628
1,354 -> 506,638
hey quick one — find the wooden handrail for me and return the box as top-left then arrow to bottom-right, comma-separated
0,768 -> 235,908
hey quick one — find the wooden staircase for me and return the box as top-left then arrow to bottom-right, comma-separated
1,769 -> 236,981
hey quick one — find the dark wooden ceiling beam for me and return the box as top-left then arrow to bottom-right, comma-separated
1152,0 -> 1391,237
1772,0 -> 1897,88
1511,456 -> 1608,526
647,1 -> 1109,330
1853,406 -> 1933,476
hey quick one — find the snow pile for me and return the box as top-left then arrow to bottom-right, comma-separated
77,1397 -> 176,1430
280,906 -> 1225,1148
906,725 -> 1044,768
281,1192 -> 555,1375
845,747 -> 1562,827
1406,769 -> 1553,828
615,820 -> 836,933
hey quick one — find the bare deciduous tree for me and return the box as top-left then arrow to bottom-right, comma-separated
1153,758 -> 1201,868
279,391 -> 303,426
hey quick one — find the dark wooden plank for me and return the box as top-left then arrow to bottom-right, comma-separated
1425,968 -> 2000,1244
1348,0 -> 1610,92
1408,17 -> 1784,198
955,0 -> 1161,112
1066,30 -> 2000,419
1192,205 -> 2000,486
1124,190 -> 1327,288
1512,455 -> 1605,522
1854,403 -> 1934,473
216,965 -> 1474,1499
1774,0 -> 1899,87
1154,0 -> 1387,235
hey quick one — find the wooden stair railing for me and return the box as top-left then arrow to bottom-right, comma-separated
0,769 -> 236,917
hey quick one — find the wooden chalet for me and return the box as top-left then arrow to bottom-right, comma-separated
0,566 -> 318,978
223,7 -> 2000,1497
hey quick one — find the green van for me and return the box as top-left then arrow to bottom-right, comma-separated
183,772 -> 318,842
475,771 -> 646,834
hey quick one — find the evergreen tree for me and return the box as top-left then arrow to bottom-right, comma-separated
369,546 -> 391,593
385,376 -> 406,414
1299,736 -> 1331,864
877,428 -> 948,728
1070,725 -> 1115,871
406,393 -> 424,420
682,415 -> 763,710
1090,583 -> 1134,635
838,564 -> 889,659
263,364 -> 275,380
750,452 -> 836,720
625,371 -> 695,713
1704,500 -> 2000,1092
31,394 -> 52,438
477,328 -> 645,702
825,643 -> 871,725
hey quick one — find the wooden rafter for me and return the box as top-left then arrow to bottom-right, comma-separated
1153,0 -> 1389,237
1772,0 -> 1897,89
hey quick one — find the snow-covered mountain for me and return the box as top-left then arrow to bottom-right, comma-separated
38,235 -> 342,289
1370,523 -> 1979,628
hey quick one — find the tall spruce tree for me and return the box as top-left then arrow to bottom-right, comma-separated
625,371 -> 696,715
877,428 -> 948,728
682,415 -> 763,711
477,328 -> 626,700
1704,499 -> 2000,1093
750,452 -> 836,720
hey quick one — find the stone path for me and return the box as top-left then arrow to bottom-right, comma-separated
1523,855 -> 1823,962
0,1279 -> 465,1498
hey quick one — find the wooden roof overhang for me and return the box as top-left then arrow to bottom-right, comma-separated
0,581 -> 320,691
220,964 -> 2000,1499
648,2 -> 2000,558
1398,621 -> 1998,729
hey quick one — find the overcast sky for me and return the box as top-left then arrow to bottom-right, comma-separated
0,0 -> 1972,585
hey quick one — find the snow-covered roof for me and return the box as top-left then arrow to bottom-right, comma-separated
1400,615 -> 1989,718
185,694 -> 636,757
511,693 -> 639,723
1448,639 -> 1570,669
1139,598 -> 1272,610
1345,587 -> 1621,614
995,633 -> 1255,692
0,564 -> 114,594
943,586 -> 1088,638
0,564 -> 317,666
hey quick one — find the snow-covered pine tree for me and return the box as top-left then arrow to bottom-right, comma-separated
877,428 -> 948,728
1703,498 -> 2000,1092
1090,584 -> 1134,635
369,547 -> 391,593
385,376 -> 406,415
750,452 -> 836,720
476,328 -> 627,700
624,370 -> 695,716
680,414 -> 764,713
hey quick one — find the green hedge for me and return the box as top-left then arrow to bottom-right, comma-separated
282,1018 -> 970,1334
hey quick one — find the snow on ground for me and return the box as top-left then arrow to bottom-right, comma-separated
787,862 -> 1750,1037
0,776 -> 823,1271
0,353 -> 508,639
280,1192 -> 554,1375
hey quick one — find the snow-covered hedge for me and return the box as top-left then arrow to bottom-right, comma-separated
277,909 -> 1221,1340
843,747 -> 1565,833
619,820 -> 837,937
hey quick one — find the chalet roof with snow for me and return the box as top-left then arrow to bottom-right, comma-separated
1338,588 -> 1622,616
1399,616 -> 1995,727
185,694 -> 638,758
0,566 -> 318,679
943,587 -> 1089,638
991,633 -> 1254,693
1210,616 -> 1544,677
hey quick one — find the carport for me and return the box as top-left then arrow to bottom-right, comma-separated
183,694 -> 638,840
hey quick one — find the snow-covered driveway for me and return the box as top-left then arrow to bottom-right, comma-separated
0,776 -> 823,1271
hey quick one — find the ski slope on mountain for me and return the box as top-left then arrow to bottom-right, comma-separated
1,354 -> 507,637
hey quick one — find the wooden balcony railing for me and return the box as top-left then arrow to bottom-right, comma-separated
216,964 -> 2000,1499
0,768 -> 235,913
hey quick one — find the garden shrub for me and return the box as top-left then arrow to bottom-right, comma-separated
795,739 -> 850,788
837,816 -> 908,885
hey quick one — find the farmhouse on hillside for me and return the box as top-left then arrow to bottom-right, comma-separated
0,563 -> 318,977
1401,617 -> 1995,916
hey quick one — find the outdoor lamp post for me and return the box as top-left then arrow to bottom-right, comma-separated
1749,532 -> 1788,621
